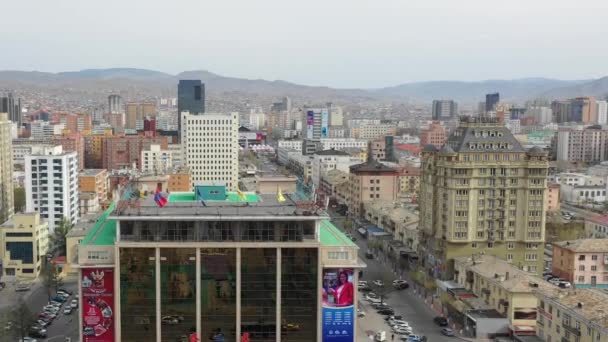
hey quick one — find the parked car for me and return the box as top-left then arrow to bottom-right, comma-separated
70,299 -> 78,308
377,308 -> 395,315
58,288 -> 73,295
393,280 -> 409,290
388,319 -> 409,327
558,281 -> 572,288
440,328 -> 455,336
63,307 -> 72,315
15,284 -> 31,292
373,280 -> 384,287
433,316 -> 448,326
52,296 -> 66,302
29,327 -> 47,338
357,309 -> 366,317
384,315 -> 403,321
365,251 -> 374,259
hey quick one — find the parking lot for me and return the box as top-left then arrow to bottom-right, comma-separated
1,275 -> 79,341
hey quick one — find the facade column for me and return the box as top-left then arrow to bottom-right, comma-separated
113,246 -> 121,342
276,248 -> 282,342
156,247 -> 161,342
317,247 -> 323,342
196,248 -> 201,341
236,247 -> 241,339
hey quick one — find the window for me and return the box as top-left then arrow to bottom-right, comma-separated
328,251 -> 349,260
579,255 -> 586,261
592,255 -> 598,261
507,254 -> 513,261
487,242 -> 494,248
471,242 -> 477,248
579,265 -> 585,271
87,251 -> 110,260
591,266 -> 597,271
579,276 -> 585,283
507,242 -> 515,249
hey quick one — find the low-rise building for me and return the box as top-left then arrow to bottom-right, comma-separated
552,239 -> 608,289
79,169 -> 108,203
254,176 -> 297,194
320,169 -> 350,205
168,167 -> 191,192
534,287 -> 608,342
0,212 -> 49,278
453,255 -> 556,334
79,192 -> 100,215
546,183 -> 560,213
584,215 -> 608,238
348,160 -> 399,218
397,165 -> 421,195
363,201 -> 419,251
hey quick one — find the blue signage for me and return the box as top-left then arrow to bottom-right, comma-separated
322,306 -> 354,342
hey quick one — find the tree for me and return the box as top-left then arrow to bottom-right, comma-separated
13,187 -> 25,213
9,298 -> 36,341
51,217 -> 74,256
342,219 -> 354,234
42,262 -> 63,301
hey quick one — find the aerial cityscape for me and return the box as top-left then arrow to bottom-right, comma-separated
1,1 -> 608,342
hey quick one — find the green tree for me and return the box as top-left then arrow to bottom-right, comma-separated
42,262 -> 63,301
51,217 -> 74,256
342,219 -> 354,234
13,187 -> 25,213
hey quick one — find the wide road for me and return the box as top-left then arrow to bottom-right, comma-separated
328,213 -> 454,342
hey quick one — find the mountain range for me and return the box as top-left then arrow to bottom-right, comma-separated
0,68 -> 607,103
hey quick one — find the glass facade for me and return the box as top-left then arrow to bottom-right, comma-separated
120,248 -> 156,342
281,248 -> 318,341
160,248 -> 196,341
241,248 -> 277,341
200,248 -> 236,341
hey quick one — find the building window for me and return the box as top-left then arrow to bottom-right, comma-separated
579,265 -> 585,271
579,255 -> 586,261
592,255 -> 598,261
507,254 -> 513,262
328,251 -> 349,260
507,242 -> 515,249
591,265 -> 597,271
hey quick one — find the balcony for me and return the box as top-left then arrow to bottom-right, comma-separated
561,322 -> 581,336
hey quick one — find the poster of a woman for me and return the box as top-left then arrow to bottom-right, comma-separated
322,268 -> 354,307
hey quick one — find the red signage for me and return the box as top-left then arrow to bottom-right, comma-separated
82,268 -> 115,342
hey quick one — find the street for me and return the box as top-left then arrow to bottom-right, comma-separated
328,212 -> 455,342
0,275 -> 79,342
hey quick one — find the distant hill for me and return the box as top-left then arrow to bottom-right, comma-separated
0,68 -> 606,103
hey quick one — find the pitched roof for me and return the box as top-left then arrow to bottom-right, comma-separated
445,121 -> 525,153
349,160 -> 396,173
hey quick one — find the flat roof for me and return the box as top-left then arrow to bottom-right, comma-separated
80,169 -> 106,176
111,193 -> 327,219
319,220 -> 357,247
81,203 -> 117,246
466,309 -> 506,319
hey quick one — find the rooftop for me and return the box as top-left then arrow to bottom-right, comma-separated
466,309 -> 506,320
554,239 -> 608,253
319,220 -> 357,247
111,192 -> 328,219
535,287 -> 608,329
314,148 -> 350,156
445,120 -> 526,153
349,160 -> 397,173
454,255 -> 556,293
80,169 -> 106,177
81,203 -> 117,246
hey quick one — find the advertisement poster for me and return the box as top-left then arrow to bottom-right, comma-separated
82,268 -> 115,342
322,268 -> 354,342
306,111 -> 315,139
321,109 -> 329,138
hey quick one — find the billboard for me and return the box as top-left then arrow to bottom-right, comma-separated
82,268 -> 115,342
322,268 -> 354,342
306,110 -> 315,139
321,109 -> 329,138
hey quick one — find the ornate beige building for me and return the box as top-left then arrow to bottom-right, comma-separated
419,117 -> 548,280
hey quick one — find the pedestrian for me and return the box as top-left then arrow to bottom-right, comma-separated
391,333 -> 394,341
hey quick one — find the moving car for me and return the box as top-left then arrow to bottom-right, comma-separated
373,280 -> 384,287
70,299 -> 78,308
433,316 -> 448,326
441,328 -> 455,336
161,316 -> 180,325
393,280 -> 409,290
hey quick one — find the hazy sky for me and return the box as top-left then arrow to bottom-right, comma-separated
2,0 -> 607,88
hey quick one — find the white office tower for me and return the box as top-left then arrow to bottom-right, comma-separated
597,101 -> 608,125
181,112 -> 239,191
25,147 -> 79,233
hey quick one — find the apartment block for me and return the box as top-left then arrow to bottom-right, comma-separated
141,144 -> 174,173
552,239 -> 608,289
0,113 -> 14,223
535,287 -> 608,342
358,123 -> 397,140
420,121 -> 447,148
102,135 -> 168,170
0,212 -> 48,278
348,160 -> 399,218
125,102 -> 156,130
79,169 -> 108,202
556,126 -> 608,162
53,132 -> 85,169
25,148 -> 79,232
181,112 -> 239,191
419,117 -> 549,280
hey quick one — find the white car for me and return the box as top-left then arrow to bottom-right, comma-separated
357,309 -> 366,317
393,326 -> 413,335
373,280 -> 384,287
389,319 -> 409,327
63,307 -> 72,315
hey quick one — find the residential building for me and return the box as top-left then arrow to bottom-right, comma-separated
419,117 -> 549,280
311,149 -> 359,187
248,112 -> 266,130
167,167 -> 191,192
556,126 -> 608,162
278,138 -> 368,151
486,93 -> 500,112
125,102 -> 156,130
102,135 -> 168,170
12,141 -> 60,165
364,201 -> 420,251
320,169 -> 350,205
397,165 -> 421,195
420,121 -> 446,148
108,94 -> 123,114
141,144 -> 173,173
177,80 -> 205,136
53,132 -> 85,170
552,97 -> 598,123
534,287 -> 608,342
25,148 -> 79,232
348,160 -> 399,218
79,191 -> 100,215
79,169 -> 108,203
53,112 -> 92,134
546,183 -> 560,213
552,239 -> 608,288
181,112 -> 239,191
432,100 -> 458,120
302,108 -> 326,154
358,123 -> 397,140
270,96 -> 292,112
71,187 -> 362,342
559,183 -> 606,205
454,255 -> 555,333
0,113 -> 14,223
287,153 -> 313,183
584,215 -> 608,238
84,132 -> 112,169
0,212 -> 48,278
597,100 -> 608,125
108,113 -> 125,134
1,93 -> 22,127
254,176 -> 297,194
30,120 -> 64,139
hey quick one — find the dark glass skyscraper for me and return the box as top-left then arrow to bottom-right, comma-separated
485,92 -> 500,112
1,93 -> 22,126
178,80 -> 205,136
